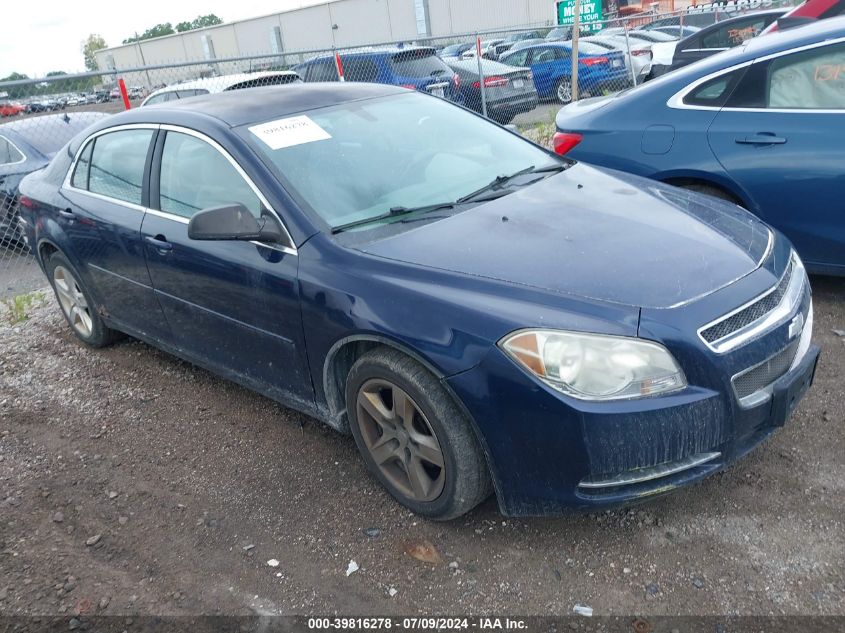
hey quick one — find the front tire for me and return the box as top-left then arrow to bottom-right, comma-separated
345,348 -> 491,520
46,251 -> 121,348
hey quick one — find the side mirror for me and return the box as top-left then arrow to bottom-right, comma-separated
187,204 -> 284,243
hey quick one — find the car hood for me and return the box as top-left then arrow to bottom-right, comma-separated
358,164 -> 771,309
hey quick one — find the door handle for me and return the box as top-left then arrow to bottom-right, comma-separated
59,208 -> 75,219
735,134 -> 786,145
144,235 -> 173,251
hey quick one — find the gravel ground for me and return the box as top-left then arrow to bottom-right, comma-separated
0,276 -> 843,618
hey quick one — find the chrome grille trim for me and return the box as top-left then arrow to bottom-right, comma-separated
578,452 -> 721,489
698,252 -> 806,354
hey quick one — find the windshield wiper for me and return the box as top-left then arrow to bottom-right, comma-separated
331,201 -> 455,234
456,163 -> 568,204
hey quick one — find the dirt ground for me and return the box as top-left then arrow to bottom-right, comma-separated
0,276 -> 843,618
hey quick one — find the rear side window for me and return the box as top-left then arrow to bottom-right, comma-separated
87,129 -> 154,205
71,140 -> 93,188
683,68 -> 746,107
0,135 -> 24,165
144,93 -> 173,105
390,50 -> 449,77
158,131 -> 261,218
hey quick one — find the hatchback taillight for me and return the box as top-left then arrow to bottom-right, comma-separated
453,73 -> 461,90
553,132 -> 583,156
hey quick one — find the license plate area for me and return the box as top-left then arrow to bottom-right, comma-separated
427,82 -> 447,98
512,79 -> 524,89
770,348 -> 819,427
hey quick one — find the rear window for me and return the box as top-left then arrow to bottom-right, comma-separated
390,50 -> 449,77
227,74 -> 301,90
576,42 -> 613,55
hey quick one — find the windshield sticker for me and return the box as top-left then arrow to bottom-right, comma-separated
248,115 -> 331,150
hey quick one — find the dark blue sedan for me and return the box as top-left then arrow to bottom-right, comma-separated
19,84 -> 819,518
554,17 -> 845,276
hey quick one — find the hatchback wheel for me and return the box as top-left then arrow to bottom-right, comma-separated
345,348 -> 491,520
47,252 -> 121,347
556,78 -> 573,104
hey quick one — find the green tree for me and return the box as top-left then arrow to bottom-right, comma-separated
81,34 -> 108,71
176,14 -> 223,32
123,23 -> 175,44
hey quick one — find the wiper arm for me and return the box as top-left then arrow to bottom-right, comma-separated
456,163 -> 568,204
331,201 -> 455,234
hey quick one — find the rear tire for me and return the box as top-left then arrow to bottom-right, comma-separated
345,347 -> 492,520
556,78 -> 573,104
46,251 -> 122,348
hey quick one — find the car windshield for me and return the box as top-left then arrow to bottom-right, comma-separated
241,92 -> 562,231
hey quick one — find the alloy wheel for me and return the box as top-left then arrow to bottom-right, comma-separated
557,79 -> 573,103
53,265 -> 93,338
356,378 -> 446,502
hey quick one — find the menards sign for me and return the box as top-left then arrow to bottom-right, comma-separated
687,0 -> 776,12
556,0 -> 604,32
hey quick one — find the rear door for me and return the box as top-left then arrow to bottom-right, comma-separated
141,126 -> 312,404
707,40 -> 845,271
59,126 -> 171,341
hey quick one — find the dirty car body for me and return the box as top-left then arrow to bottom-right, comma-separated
19,84 -> 819,517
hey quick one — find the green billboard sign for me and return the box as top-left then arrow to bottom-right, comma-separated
556,0 -> 604,32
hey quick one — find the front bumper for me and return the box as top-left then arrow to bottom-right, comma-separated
448,341 -> 818,516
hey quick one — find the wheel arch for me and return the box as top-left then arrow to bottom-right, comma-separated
322,333 -> 504,510
322,334 -> 449,433
656,171 -> 752,209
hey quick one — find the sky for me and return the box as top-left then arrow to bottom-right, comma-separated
1,0 -> 327,78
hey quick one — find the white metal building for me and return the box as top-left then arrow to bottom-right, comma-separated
95,0 -> 559,78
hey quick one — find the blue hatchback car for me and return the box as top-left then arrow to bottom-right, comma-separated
554,18 -> 845,276
295,46 -> 462,103
500,41 -> 630,103
19,84 -> 819,519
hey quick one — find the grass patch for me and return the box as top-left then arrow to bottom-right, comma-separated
2,291 -> 46,325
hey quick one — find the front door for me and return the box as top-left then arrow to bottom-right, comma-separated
140,127 -> 312,405
707,40 -> 845,272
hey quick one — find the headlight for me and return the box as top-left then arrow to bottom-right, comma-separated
499,330 -> 687,401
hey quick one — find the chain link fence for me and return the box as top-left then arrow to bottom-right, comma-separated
0,2 -> 799,298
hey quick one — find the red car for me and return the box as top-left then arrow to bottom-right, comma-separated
0,102 -> 25,117
764,0 -> 845,32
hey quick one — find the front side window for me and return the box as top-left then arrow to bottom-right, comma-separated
0,135 -> 24,165
87,129 -> 153,205
158,131 -> 262,218
241,92 -> 561,231
768,42 -> 845,109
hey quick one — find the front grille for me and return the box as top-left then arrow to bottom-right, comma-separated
732,339 -> 800,401
702,260 -> 794,344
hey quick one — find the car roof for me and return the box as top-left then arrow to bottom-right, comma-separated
0,112 -> 111,156
97,83 -> 408,129
301,46 -> 436,63
145,71 -> 299,100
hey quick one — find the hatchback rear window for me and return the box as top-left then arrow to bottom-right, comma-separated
391,50 -> 449,77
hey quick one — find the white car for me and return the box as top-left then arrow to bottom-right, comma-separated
584,35 -> 654,83
141,71 -> 301,107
